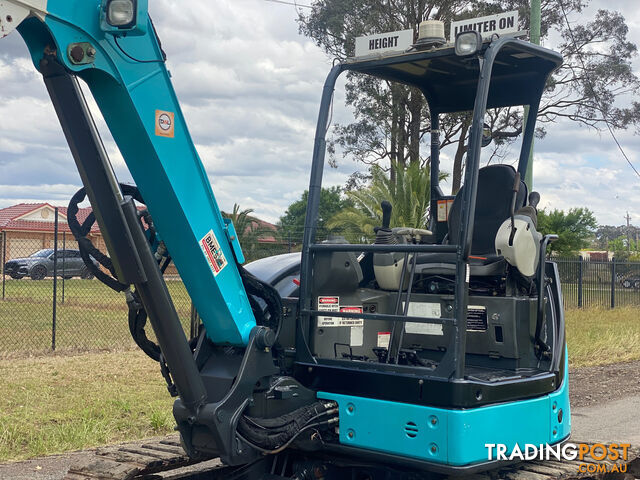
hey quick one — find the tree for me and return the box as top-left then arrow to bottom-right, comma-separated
593,224 -> 640,251
222,204 -> 273,262
327,162 -> 446,241
299,1 -> 640,193
278,186 -> 353,238
537,207 -> 597,256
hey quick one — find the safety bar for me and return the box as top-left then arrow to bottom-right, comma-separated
309,244 -> 459,254
534,234 -> 558,357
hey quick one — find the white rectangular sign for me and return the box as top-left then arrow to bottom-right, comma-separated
404,302 -> 444,336
450,10 -> 519,42
355,29 -> 414,57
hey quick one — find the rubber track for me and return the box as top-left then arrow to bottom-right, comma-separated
64,436 -> 639,480
63,435 -> 228,480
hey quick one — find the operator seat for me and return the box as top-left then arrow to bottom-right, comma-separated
418,164 -> 527,276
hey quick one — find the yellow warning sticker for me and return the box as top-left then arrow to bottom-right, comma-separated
155,110 -> 175,138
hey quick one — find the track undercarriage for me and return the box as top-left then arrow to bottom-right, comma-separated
64,435 -> 640,480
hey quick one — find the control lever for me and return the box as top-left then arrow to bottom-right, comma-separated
374,201 -> 393,235
381,201 -> 392,230
508,173 -> 521,246
529,191 -> 541,210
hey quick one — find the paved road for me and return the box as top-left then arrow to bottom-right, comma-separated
571,393 -> 640,445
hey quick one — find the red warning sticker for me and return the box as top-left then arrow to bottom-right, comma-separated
200,230 -> 227,276
318,296 -> 339,305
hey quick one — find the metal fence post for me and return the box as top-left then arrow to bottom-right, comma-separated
610,257 -> 616,309
61,231 -> 66,304
577,256 -> 583,308
2,231 -> 6,300
52,208 -> 58,350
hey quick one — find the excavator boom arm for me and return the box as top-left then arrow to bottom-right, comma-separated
1,0 -> 256,346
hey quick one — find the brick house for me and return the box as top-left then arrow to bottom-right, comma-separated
0,203 -> 105,264
1,203 -> 282,274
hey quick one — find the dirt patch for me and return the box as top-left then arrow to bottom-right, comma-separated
569,359 -> 640,408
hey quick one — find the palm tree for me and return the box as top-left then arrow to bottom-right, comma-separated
327,162 -> 446,242
222,204 -> 266,261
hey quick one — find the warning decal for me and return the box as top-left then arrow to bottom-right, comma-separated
437,199 -> 455,222
155,110 -> 175,138
377,331 -> 391,348
339,306 -> 365,327
200,230 -> 227,277
318,296 -> 340,307
317,298 -> 364,327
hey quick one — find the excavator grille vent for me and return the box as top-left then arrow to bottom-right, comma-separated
404,422 -> 419,438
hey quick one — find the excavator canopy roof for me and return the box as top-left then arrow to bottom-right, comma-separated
343,39 -> 563,114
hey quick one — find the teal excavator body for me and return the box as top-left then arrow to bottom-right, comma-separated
0,2 -> 570,477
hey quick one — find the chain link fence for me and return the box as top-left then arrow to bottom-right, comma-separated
555,257 -> 640,309
0,221 -> 302,357
0,229 -> 195,357
3,221 -> 638,357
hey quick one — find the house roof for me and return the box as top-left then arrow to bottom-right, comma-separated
1,203 -> 281,242
0,203 -> 99,234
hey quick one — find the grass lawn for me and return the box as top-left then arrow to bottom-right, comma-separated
566,306 -> 640,367
0,306 -> 637,462
0,350 -> 175,462
0,279 -> 193,357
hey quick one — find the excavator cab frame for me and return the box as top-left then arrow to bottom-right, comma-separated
290,36 -> 569,470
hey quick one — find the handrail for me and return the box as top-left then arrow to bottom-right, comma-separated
534,234 -> 558,357
309,244 -> 459,254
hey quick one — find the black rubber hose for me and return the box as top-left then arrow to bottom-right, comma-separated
127,296 -> 162,362
237,402 -> 330,450
67,185 -> 145,292
68,185 -> 180,366
237,262 -> 283,336
244,402 -> 328,430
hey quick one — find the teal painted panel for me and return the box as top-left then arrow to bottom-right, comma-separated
319,352 -> 571,466
317,392 -> 449,463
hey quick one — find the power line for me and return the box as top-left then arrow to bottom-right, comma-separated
559,2 -> 640,180
263,0 -> 312,8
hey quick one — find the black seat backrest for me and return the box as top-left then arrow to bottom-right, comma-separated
448,164 -> 527,255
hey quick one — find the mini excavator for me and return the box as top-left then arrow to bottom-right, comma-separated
0,2 -> 569,478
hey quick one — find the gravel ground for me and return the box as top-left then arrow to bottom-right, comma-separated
569,359 -> 640,408
0,360 -> 638,480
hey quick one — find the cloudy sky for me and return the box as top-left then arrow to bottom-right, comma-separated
0,0 -> 639,228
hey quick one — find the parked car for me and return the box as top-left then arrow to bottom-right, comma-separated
4,249 -> 97,280
621,275 -> 640,290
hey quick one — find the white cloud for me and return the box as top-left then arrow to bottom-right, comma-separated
0,0 -> 638,228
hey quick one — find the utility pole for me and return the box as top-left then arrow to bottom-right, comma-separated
625,211 -> 632,254
524,0 -> 541,190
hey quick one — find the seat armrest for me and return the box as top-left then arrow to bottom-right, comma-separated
535,234 -> 559,358
419,233 -> 438,244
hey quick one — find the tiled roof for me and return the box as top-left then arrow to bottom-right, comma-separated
1,203 -> 280,241
0,203 -> 99,234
